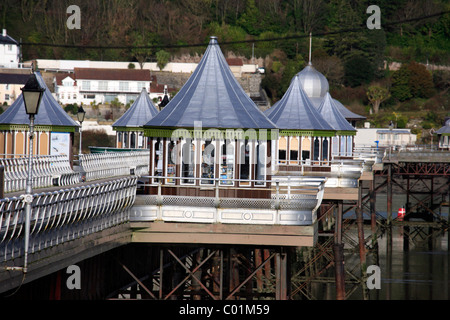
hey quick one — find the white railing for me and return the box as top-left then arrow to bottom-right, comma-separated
0,176 -> 137,263
131,175 -> 326,226
78,150 -> 149,181
0,155 -> 80,193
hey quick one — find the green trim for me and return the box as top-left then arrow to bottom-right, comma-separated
0,124 -> 78,133
144,127 -> 280,140
113,126 -> 144,132
336,130 -> 356,136
278,129 -> 336,137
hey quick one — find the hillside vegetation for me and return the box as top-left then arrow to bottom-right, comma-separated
1,0 -> 449,141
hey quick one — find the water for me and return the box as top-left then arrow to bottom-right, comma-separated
373,226 -> 450,300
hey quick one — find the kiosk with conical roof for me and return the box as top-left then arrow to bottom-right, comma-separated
113,88 -> 159,149
0,71 -> 79,159
318,92 -> 356,159
436,118 -> 450,150
264,74 -> 336,172
143,36 -> 277,195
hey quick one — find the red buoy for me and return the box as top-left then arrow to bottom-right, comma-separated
398,207 -> 406,221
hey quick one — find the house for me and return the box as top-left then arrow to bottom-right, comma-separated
54,68 -> 152,106
0,29 -> 19,69
354,124 -> 417,147
0,73 -> 31,105
54,73 -> 78,105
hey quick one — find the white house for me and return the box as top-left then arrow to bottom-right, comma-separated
54,68 -> 152,105
355,124 -> 417,147
0,29 -> 20,69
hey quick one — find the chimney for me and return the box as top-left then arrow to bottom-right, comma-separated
2,29 -> 6,37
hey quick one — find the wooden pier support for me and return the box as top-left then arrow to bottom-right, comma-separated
333,201 -> 345,300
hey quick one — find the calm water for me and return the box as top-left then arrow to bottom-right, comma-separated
373,226 -> 450,300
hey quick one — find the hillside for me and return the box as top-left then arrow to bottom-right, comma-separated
1,0 -> 449,142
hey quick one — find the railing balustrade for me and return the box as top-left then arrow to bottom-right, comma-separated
78,150 -> 149,181
0,154 -> 80,193
0,176 -> 137,263
131,175 -> 326,225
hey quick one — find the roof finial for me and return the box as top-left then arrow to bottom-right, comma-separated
308,32 -> 312,65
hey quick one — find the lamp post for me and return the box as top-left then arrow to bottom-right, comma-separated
77,105 -> 86,155
20,73 -> 45,273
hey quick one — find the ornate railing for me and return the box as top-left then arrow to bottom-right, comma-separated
78,150 -> 149,181
131,176 -> 326,226
0,155 -> 79,193
0,176 -> 137,263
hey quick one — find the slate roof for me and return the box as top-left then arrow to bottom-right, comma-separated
434,124 -> 450,135
0,72 -> 79,129
144,37 -> 276,130
317,92 -> 356,132
332,98 -> 366,121
0,73 -> 29,85
74,68 -> 150,81
0,32 -> 18,45
113,88 -> 159,128
263,74 -> 334,131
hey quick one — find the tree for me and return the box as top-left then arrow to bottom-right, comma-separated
156,50 -> 171,71
237,0 -> 261,35
391,64 -> 412,101
407,61 -> 435,99
344,55 -> 374,87
367,85 -> 390,114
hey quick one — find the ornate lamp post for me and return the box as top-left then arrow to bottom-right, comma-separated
20,73 -> 45,273
77,105 -> 86,155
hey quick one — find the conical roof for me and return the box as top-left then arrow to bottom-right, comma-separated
264,75 -> 334,132
144,37 -> 276,130
332,98 -> 366,121
436,118 -> 450,135
0,71 -> 79,130
113,88 -> 159,128
317,92 -> 356,133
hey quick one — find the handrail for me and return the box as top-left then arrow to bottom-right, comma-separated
78,150 -> 149,181
0,154 -> 79,193
0,176 -> 137,263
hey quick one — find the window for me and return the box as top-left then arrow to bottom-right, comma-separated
166,141 -> 176,184
346,136 -> 352,156
98,81 -> 108,91
239,140 -> 251,186
302,137 -> 311,162
153,138 -> 163,183
4,94 -> 9,101
181,140 -> 195,184
313,137 -> 320,161
130,132 -> 136,148
7,45 -> 12,51
278,137 -> 287,163
290,137 -> 299,163
322,138 -> 329,162
340,136 -> 346,157
201,140 -> 215,185
255,141 -> 266,186
81,81 -> 90,90
119,81 -> 129,91
220,140 -> 234,186
332,136 -> 338,157
137,82 -> 145,90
